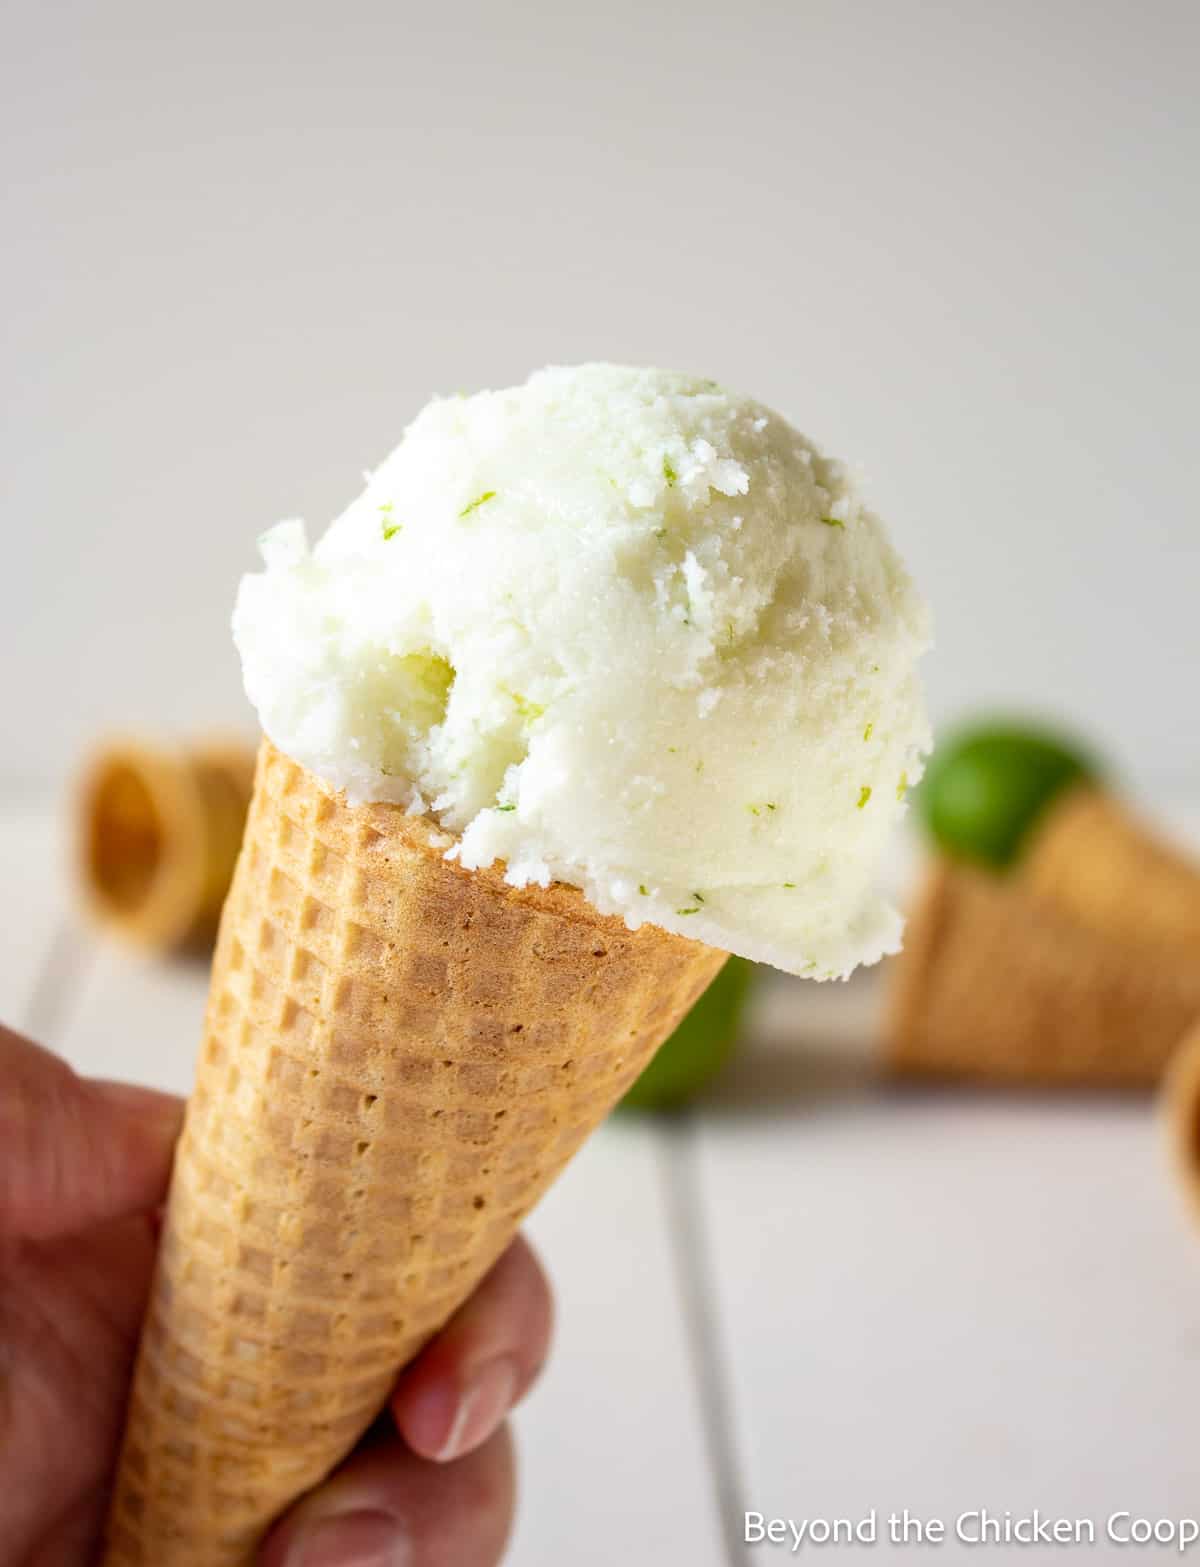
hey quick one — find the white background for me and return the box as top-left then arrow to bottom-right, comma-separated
3,0 -> 1197,796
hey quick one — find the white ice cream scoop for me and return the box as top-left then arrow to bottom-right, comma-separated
234,363 -> 932,977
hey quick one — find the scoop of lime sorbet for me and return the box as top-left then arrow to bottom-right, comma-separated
234,364 -> 931,977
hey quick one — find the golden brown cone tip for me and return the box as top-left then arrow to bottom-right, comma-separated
78,736 -> 256,953
887,859 -> 1200,1088
1022,786 -> 1200,959
102,740 -> 725,1565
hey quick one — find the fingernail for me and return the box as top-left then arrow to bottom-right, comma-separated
437,1357 -> 518,1461
284,1508 -> 410,1567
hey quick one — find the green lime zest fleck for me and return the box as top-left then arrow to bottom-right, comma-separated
765,802 -> 777,812
667,746 -> 678,754
676,906 -> 701,916
748,804 -> 760,817
897,771 -> 908,801
459,490 -> 496,518
510,691 -> 544,721
638,884 -> 649,896
782,881 -> 796,888
692,891 -> 705,903
380,508 -> 402,543
857,785 -> 872,809
863,722 -> 874,741
662,455 -> 678,487
695,759 -> 704,774
495,803 -> 516,813
726,622 -> 736,645
655,527 -> 668,540
821,515 -> 845,528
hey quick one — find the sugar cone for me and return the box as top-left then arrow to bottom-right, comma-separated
886,861 -> 1200,1087
1165,1020 -> 1200,1222
102,741 -> 725,1564
1021,787 -> 1200,959
79,736 -> 256,952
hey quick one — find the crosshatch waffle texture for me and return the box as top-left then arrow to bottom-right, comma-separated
103,741 -> 725,1565
1021,788 -> 1200,959
887,862 -> 1200,1087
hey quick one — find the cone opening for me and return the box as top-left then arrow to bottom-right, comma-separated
86,759 -> 167,919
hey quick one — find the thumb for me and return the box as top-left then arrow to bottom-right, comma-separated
0,1023 -> 184,1239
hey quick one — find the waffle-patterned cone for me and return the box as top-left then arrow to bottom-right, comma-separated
1021,787 -> 1200,959
79,736 -> 257,952
1165,1020 -> 1200,1221
887,860 -> 1200,1086
103,742 -> 725,1565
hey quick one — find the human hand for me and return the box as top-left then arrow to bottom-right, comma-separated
0,1025 -> 553,1566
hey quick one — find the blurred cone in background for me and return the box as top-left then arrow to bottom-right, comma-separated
79,736 -> 256,952
1021,787 -> 1200,959
901,721 -> 1200,1088
1164,1019 -> 1200,1219
102,742 -> 724,1565
887,862 -> 1200,1088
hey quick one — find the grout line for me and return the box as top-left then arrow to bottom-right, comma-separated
23,916 -> 96,1044
658,1113 -> 751,1567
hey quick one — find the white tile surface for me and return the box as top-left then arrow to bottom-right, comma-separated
0,806 -> 71,1029
513,1122 -> 727,1567
695,1086 -> 1199,1562
55,941 -> 210,1096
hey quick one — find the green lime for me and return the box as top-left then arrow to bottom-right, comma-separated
918,721 -> 1103,870
621,956 -> 756,1110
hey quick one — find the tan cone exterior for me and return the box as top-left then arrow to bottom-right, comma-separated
1165,1020 -> 1200,1222
887,861 -> 1200,1087
1021,787 -> 1200,959
79,737 -> 257,952
102,742 -> 724,1565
